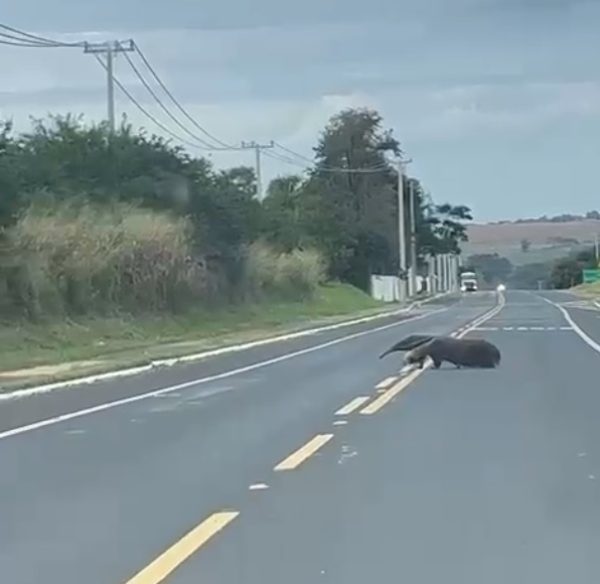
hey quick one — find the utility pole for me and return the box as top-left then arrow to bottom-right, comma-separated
595,233 -> 599,266
240,140 -> 275,201
407,177 -> 418,296
84,40 -> 134,134
397,158 -> 407,302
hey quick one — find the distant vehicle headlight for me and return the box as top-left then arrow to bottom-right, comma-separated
497,284 -> 506,292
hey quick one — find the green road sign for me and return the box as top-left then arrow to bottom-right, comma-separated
582,269 -> 600,283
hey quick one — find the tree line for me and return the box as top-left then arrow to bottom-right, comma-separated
466,248 -> 599,290
0,107 -> 472,319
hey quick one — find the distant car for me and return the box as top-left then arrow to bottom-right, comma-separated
497,283 -> 506,292
461,281 -> 477,292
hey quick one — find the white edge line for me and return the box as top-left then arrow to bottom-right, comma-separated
457,292 -> 506,339
540,296 -> 600,354
0,307 -> 448,440
0,293 -> 452,401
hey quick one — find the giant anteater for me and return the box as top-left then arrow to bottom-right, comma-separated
380,334 -> 501,369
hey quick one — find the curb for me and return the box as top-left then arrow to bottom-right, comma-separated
0,291 -> 455,400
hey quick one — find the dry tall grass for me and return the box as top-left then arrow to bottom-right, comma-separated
244,242 -> 326,301
4,202 -> 197,316
0,203 -> 328,320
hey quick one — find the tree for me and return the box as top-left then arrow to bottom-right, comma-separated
261,175 -> 305,251
0,109 -> 474,303
548,247 -> 597,289
466,253 -> 513,286
419,200 -> 472,256
299,108 -> 400,289
509,262 -> 551,289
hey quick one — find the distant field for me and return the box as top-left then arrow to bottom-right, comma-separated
464,220 -> 600,265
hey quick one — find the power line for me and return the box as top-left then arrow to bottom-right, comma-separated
262,149 -> 310,167
272,141 -> 316,165
121,49 -> 227,150
93,54 -> 224,152
132,42 -> 236,150
0,37 -> 56,47
272,140 -> 390,173
0,23 -> 84,47
1,23 -> 397,175
0,31 -> 53,46
265,142 -> 390,173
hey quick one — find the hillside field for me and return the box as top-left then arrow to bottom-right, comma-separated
463,219 -> 600,265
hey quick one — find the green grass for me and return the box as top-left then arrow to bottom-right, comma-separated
572,282 -> 600,298
0,283 -> 388,388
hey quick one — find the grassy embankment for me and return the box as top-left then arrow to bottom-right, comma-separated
572,282 -> 600,299
0,282 -> 389,390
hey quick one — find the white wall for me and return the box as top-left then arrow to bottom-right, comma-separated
370,274 -> 401,302
371,274 -> 429,302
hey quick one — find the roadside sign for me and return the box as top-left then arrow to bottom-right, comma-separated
582,269 -> 600,283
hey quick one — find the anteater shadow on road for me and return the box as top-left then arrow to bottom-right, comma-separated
379,334 -> 501,370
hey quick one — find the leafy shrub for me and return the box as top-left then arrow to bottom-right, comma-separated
244,242 -> 326,301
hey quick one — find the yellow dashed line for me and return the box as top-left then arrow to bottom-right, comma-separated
335,396 -> 371,416
125,511 -> 239,584
360,369 -> 424,415
274,434 -> 334,471
375,376 -> 398,389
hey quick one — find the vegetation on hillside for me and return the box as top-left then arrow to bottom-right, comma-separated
490,210 -> 600,224
464,246 -> 599,290
0,108 -> 471,325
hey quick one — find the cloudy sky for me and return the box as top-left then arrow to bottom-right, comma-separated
2,0 -> 599,222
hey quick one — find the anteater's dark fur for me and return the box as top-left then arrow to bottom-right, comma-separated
380,335 -> 501,369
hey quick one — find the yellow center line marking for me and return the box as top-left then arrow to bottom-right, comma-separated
375,376 -> 398,389
360,369 -> 424,415
274,433 -> 334,471
335,396 -> 371,416
124,511 -> 239,584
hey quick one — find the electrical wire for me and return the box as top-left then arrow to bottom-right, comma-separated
132,42 -> 236,149
0,37 -> 57,47
94,54 -> 224,152
272,140 -> 390,173
0,23 -> 84,47
1,23 -> 398,175
121,50 -> 232,151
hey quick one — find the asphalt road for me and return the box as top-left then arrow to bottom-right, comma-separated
3,290 -> 600,583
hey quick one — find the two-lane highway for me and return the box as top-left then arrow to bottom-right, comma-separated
3,290 -> 600,583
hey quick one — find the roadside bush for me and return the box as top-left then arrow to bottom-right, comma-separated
3,201 -> 201,316
244,242 -> 326,301
0,203 -> 329,320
